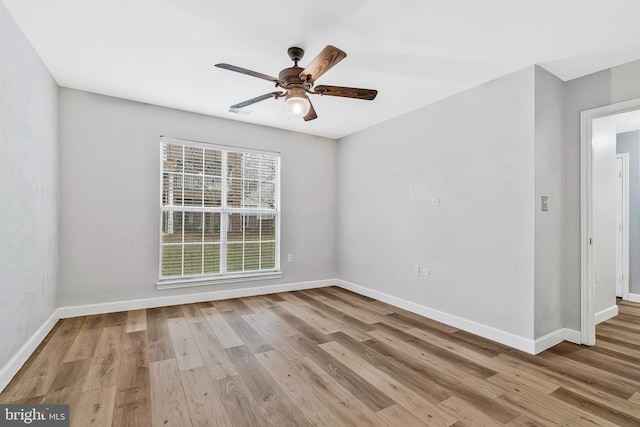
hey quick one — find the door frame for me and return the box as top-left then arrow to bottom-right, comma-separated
580,97 -> 640,346
615,153 -> 630,301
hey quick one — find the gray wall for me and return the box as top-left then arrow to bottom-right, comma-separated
338,67 -> 537,339
617,130 -> 640,295
58,89 -> 338,306
534,67 -> 565,337
0,3 -> 59,368
563,59 -> 640,330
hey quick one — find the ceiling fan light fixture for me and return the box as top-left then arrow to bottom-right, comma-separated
284,88 -> 311,117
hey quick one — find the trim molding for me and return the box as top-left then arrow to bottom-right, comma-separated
534,328 -> 581,354
335,279 -> 540,354
0,311 -> 60,393
58,279 -> 334,319
629,293 -> 640,303
595,304 -> 619,325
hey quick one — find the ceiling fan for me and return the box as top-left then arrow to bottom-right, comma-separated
215,45 -> 377,121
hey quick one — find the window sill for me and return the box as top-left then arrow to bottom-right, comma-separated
156,271 -> 283,290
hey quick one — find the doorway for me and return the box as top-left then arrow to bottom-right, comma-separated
615,154 -> 629,300
580,97 -> 640,346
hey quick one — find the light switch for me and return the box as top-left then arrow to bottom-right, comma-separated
541,196 -> 549,211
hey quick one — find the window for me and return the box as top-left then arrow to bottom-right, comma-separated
158,137 -> 280,287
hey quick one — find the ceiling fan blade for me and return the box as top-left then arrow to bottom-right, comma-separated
304,101 -> 317,121
299,45 -> 347,83
230,91 -> 283,109
216,63 -> 283,85
314,85 -> 378,100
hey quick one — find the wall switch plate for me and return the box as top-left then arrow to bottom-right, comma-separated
413,265 -> 420,276
541,196 -> 549,211
421,267 -> 430,277
287,254 -> 293,262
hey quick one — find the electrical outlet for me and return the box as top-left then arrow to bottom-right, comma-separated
413,265 -> 420,276
421,267 -> 430,277
287,254 -> 293,263
541,196 -> 549,211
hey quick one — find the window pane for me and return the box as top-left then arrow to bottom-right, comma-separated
184,244 -> 203,275
227,213 -> 243,242
260,215 -> 276,241
261,242 -> 275,269
260,156 -> 277,181
163,144 -> 183,172
162,173 -> 183,207
183,174 -> 203,206
162,211 -> 183,243
203,244 -> 220,274
243,180 -> 259,208
203,212 -> 220,242
161,245 -> 182,277
204,176 -> 222,207
244,214 -> 259,241
260,181 -> 275,208
204,149 -> 222,177
184,146 -> 203,174
184,212 -> 203,242
227,151 -> 243,178
227,178 -> 242,208
227,243 -> 243,272
244,243 -> 260,271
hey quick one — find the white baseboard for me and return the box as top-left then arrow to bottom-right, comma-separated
1,279 -> 334,392
336,279 -> 539,354
628,293 -> 640,303
0,310 -> 60,393
57,279 -> 335,319
595,304 -> 619,324
534,328 -> 581,353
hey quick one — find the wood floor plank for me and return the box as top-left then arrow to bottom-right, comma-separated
72,385 -> 117,427
180,366 -> 233,427
320,341 -> 457,426
254,350 -> 349,427
286,333 -> 396,412
367,328 -> 505,398
125,309 -> 147,333
291,356 -> 387,426
167,317 -> 206,371
83,326 -> 123,392
188,321 -> 238,380
242,312 -> 302,360
437,395 -> 505,427
490,373 -> 619,427
201,307 -> 244,348
220,310 -> 273,354
213,375 -> 270,427
147,307 -> 176,363
149,359 -> 192,427
64,315 -> 106,362
376,404 -> 427,427
225,345 -> 311,426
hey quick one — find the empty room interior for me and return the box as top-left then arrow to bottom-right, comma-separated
2,1 -> 640,425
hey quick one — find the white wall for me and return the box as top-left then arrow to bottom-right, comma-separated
338,67 -> 537,341
534,67 -> 565,337
0,3 -> 58,368
58,89 -> 337,306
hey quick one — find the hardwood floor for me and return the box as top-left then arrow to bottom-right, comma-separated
1,287 -> 639,426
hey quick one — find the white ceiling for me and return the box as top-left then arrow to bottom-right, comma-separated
5,0 -> 640,139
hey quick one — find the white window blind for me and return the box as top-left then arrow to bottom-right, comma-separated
159,138 -> 280,283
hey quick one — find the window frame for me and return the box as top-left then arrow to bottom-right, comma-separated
156,136 -> 282,289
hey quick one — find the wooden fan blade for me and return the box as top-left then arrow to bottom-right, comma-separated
216,63 -> 283,85
314,85 -> 378,100
304,101 -> 317,121
230,91 -> 283,109
299,45 -> 347,83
